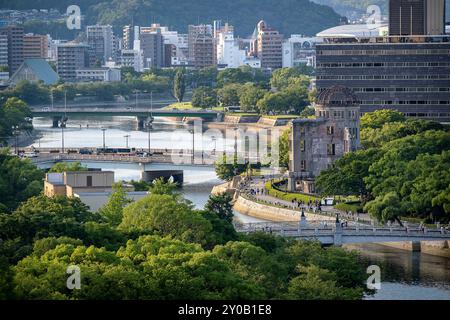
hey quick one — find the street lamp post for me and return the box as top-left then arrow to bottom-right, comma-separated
189,129 -> 194,164
211,136 -> 217,155
101,128 -> 107,151
147,91 -> 154,155
124,134 -> 130,148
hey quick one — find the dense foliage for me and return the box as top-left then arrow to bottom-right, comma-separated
0,150 -> 44,212
0,176 -> 369,299
0,98 -> 32,145
316,110 -> 450,224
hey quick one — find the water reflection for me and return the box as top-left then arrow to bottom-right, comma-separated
345,243 -> 450,300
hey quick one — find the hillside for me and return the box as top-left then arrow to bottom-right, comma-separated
0,0 -> 343,37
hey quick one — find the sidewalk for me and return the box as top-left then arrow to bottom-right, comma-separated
239,177 -> 375,225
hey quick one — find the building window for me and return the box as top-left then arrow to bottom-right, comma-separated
87,176 -> 92,187
300,140 -> 305,152
326,126 -> 334,135
327,144 -> 335,156
300,160 -> 306,171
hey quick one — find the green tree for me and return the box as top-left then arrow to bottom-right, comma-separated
217,83 -> 241,108
0,150 -> 44,212
173,69 -> 185,103
119,194 -> 212,245
49,162 -> 88,173
191,87 -> 217,109
360,109 -> 405,130
270,68 -> 310,91
238,83 -> 266,112
279,129 -> 291,168
214,154 -> 246,181
98,183 -> 132,226
205,193 -> 234,223
287,265 -> 362,300
148,177 -> 179,196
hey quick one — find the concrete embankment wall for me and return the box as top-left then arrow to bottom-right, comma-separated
233,196 -> 335,222
380,241 -> 450,258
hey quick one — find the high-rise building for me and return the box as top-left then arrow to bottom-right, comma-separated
86,25 -> 114,66
315,23 -> 450,122
253,20 -> 283,70
56,42 -> 89,81
389,0 -> 446,36
217,30 -> 246,68
188,24 -> 215,67
0,35 -> 8,68
123,25 -> 134,50
140,30 -> 165,69
0,25 -> 24,74
23,34 -> 48,59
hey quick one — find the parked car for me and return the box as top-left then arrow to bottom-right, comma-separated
79,148 -> 93,155
23,152 -> 38,158
42,107 -> 50,112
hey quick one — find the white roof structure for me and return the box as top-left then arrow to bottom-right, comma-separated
316,23 -> 389,38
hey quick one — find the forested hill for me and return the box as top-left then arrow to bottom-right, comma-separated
0,0 -> 343,37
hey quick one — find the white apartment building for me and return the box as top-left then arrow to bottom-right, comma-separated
120,49 -> 144,72
216,31 -> 246,68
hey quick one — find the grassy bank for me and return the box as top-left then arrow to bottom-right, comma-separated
265,180 -> 320,203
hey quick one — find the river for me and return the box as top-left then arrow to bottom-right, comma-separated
29,116 -> 450,300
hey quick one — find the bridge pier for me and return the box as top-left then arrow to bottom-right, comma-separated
52,116 -> 68,128
52,116 -> 60,128
137,116 -> 146,130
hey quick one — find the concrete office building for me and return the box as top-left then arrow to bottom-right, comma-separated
23,34 -> 48,59
86,25 -> 114,65
0,35 -> 8,67
252,20 -> 283,70
140,30 -> 165,69
188,24 -> 216,67
0,25 -> 24,74
56,42 -> 89,81
123,25 -> 135,50
315,4 -> 450,122
389,0 -> 445,36
288,86 -> 360,194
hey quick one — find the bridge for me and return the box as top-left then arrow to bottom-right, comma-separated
236,221 -> 450,246
31,107 -> 223,128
